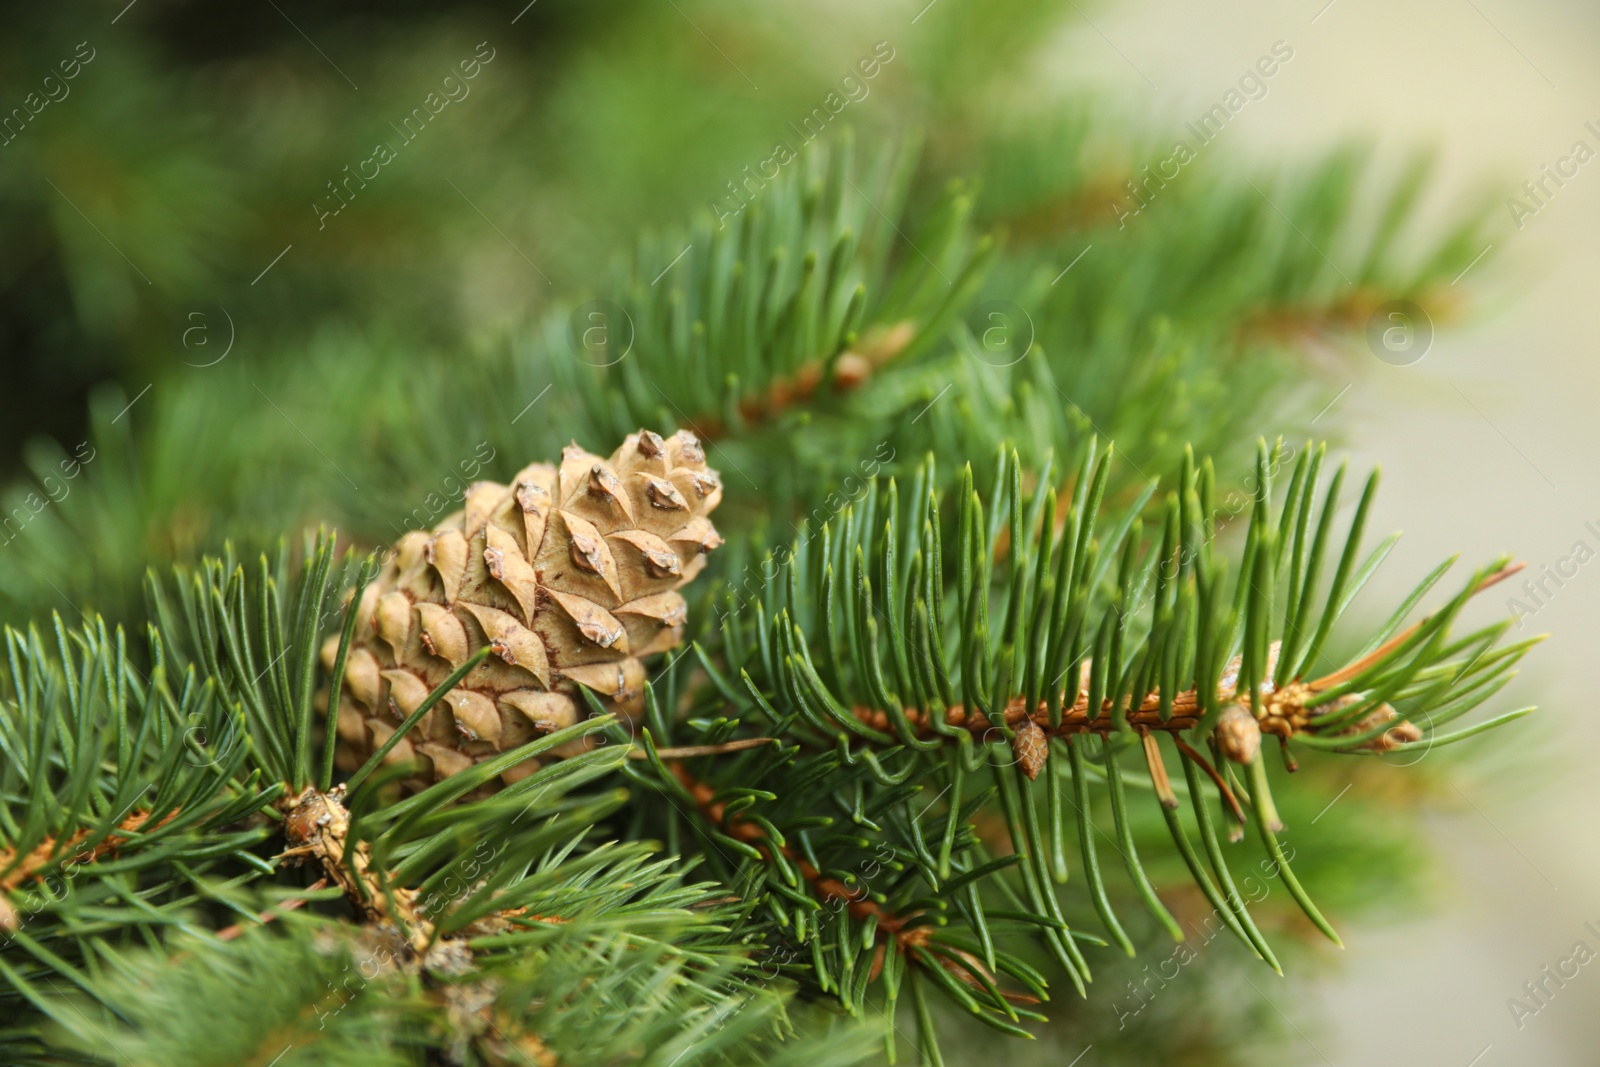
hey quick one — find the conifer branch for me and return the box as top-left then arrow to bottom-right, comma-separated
0,808 -> 182,936
670,761 -> 933,955
686,320 -> 918,441
679,433 -> 1539,1023
849,565 -> 1523,764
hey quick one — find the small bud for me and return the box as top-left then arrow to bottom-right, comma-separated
1215,705 -> 1262,764
793,362 -> 823,396
1386,720 -> 1423,747
1012,719 -> 1049,781
832,352 -> 871,390
1348,702 -> 1420,752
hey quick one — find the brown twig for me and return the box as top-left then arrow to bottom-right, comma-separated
274,788 -> 565,945
0,809 -> 170,893
684,321 -> 917,441
217,877 -> 330,941
277,786 -> 424,939
670,761 -> 1053,1001
0,809 -> 176,933
1172,738 -> 1246,827
268,789 -> 569,1063
628,738 -> 777,760
854,555 -> 1523,767
669,763 -> 931,958
854,691 -> 1204,741
1308,562 -> 1525,692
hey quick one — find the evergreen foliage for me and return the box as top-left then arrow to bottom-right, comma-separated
0,2 -> 1533,1064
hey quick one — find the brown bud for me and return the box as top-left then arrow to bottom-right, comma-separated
1012,719 -> 1049,781
1349,702 -> 1421,752
794,362 -> 823,397
832,352 -> 872,391
1215,705 -> 1262,764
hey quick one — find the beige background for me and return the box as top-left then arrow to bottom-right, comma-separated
1044,1 -> 1600,1063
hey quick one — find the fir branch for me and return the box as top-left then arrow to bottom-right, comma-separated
0,808 -> 175,932
671,760 -> 932,956
847,574 -> 1523,760
662,434 -> 1538,1048
686,320 -> 918,441
555,137 -> 989,452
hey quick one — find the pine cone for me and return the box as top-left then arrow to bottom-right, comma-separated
319,429 -> 722,794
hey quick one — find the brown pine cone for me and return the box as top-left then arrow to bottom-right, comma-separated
319,429 -> 722,794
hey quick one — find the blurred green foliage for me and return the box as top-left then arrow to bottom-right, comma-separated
0,0 -> 1496,632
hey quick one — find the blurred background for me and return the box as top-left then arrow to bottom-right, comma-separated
1,0 -> 1595,1063
1108,3 -> 1600,1065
